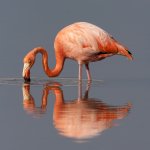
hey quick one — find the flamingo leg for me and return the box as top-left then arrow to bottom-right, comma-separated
84,81 -> 91,99
78,81 -> 82,100
78,63 -> 82,81
85,63 -> 92,81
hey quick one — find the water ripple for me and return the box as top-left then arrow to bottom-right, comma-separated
0,77 -> 103,87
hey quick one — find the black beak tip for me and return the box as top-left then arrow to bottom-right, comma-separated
24,77 -> 31,83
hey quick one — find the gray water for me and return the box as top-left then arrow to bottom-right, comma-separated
0,0 -> 150,149
0,78 -> 149,149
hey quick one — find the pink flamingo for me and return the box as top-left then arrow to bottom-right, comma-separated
23,22 -> 133,82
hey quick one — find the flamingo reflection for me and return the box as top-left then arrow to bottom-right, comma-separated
22,82 -> 131,140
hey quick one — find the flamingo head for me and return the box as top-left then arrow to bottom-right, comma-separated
22,52 -> 35,82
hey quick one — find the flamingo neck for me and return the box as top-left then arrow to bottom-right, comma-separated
33,47 -> 65,77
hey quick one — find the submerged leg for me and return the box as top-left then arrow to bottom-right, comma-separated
85,63 -> 92,81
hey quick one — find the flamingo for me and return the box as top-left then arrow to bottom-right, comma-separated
22,22 -> 133,82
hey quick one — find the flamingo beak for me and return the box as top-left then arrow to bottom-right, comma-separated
22,63 -> 31,82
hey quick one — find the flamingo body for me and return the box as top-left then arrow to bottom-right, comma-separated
55,22 -> 132,63
23,22 -> 133,81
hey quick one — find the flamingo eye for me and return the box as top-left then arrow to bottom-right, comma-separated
28,60 -> 31,64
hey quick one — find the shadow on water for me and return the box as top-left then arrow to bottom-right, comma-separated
21,78 -> 131,142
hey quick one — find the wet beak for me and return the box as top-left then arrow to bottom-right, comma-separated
24,77 -> 31,82
22,63 -> 31,82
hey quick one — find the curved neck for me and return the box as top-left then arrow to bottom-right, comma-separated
33,47 -> 65,77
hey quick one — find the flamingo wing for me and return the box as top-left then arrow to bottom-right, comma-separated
56,22 -> 133,61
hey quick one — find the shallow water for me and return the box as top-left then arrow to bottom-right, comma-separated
0,77 -> 149,149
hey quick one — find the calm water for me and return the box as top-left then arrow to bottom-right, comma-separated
0,77 -> 149,149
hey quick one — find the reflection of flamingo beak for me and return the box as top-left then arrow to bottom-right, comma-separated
22,84 -> 30,100
22,63 -> 31,82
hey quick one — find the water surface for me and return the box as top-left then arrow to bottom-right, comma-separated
0,77 -> 149,149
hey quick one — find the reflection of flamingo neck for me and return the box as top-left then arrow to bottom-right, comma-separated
32,47 -> 65,77
43,86 -> 64,105
22,84 -> 64,116
43,86 -> 64,120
